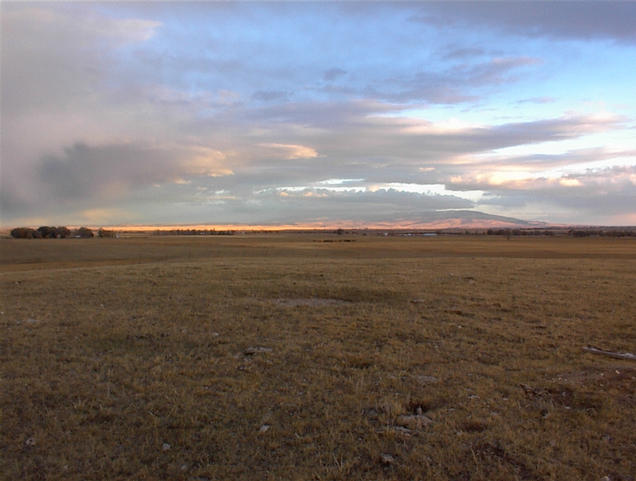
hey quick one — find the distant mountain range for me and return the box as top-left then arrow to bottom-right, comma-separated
4,210 -> 548,233
390,210 -> 548,229
311,210 -> 549,230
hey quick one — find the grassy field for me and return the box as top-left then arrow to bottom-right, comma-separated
1,235 -> 635,480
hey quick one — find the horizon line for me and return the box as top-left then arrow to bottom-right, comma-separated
4,221 -> 636,233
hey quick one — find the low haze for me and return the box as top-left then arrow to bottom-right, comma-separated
2,1 -> 635,227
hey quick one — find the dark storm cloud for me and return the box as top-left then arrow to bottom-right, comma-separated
36,143 -> 186,201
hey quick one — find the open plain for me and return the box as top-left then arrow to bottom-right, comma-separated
1,235 -> 635,480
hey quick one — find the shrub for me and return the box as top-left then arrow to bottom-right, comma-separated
10,227 -> 38,239
98,228 -> 116,238
37,226 -> 58,238
55,226 -> 71,238
75,227 -> 94,238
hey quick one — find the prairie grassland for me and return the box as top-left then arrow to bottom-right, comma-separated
1,235 -> 635,480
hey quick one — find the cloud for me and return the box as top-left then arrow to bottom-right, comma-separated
258,143 -> 319,160
365,56 -> 542,104
317,114 -> 624,167
442,46 -> 488,60
248,99 -> 403,127
452,166 -> 636,222
205,187 -> 476,225
1,3 -> 633,227
323,68 -> 347,81
412,3 -> 636,43
1,5 -> 161,116
186,147 -> 235,177
1,142 -> 235,220
252,90 -> 290,102
36,143 -> 182,197
517,97 -> 555,105
446,147 -> 636,171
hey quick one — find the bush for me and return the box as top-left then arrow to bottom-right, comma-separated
37,226 -> 58,238
75,227 -> 94,238
55,226 -> 71,238
98,228 -> 116,238
11,226 -> 71,239
10,227 -> 39,239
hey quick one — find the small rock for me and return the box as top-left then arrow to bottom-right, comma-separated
601,476 -> 611,481
415,375 -> 438,385
162,443 -> 171,451
212,332 -> 220,337
244,346 -> 272,355
24,437 -> 36,447
380,453 -> 395,465
393,426 -> 414,435
259,424 -> 270,433
180,463 -> 189,472
25,318 -> 40,324
362,407 -> 379,420
375,426 -> 413,436
396,414 -> 433,430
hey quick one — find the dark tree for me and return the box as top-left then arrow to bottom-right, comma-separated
76,227 -> 94,238
55,226 -> 71,238
10,227 -> 38,239
37,226 -> 57,238
98,228 -> 116,238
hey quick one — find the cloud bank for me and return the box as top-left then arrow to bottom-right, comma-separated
1,2 -> 634,226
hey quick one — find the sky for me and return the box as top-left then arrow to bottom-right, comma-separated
1,1 -> 635,228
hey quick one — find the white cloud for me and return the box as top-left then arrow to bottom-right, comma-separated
258,143 -> 319,160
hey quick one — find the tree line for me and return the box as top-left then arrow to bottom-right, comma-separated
153,229 -> 235,236
486,228 -> 635,237
10,226 -> 117,239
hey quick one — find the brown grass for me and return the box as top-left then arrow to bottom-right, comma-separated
1,235 -> 635,480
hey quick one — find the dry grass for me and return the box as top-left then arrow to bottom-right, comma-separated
1,235 -> 635,480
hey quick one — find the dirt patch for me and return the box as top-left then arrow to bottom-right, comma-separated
273,297 -> 353,307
